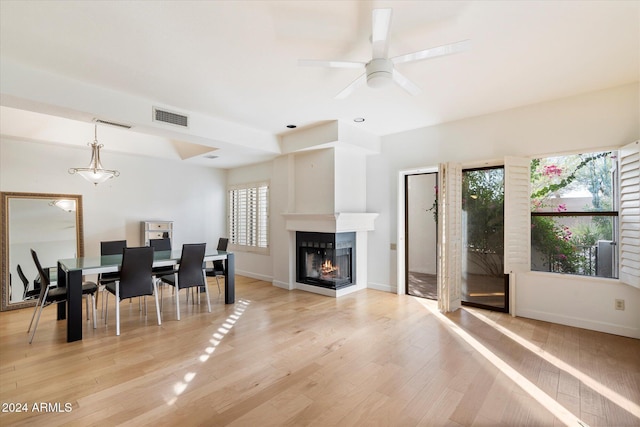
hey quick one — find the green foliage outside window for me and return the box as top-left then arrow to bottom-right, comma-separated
462,168 -> 505,278
530,151 -> 616,276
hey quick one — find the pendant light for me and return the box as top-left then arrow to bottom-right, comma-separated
69,124 -> 120,185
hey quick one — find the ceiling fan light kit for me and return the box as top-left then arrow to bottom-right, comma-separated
366,59 -> 393,88
299,8 -> 470,99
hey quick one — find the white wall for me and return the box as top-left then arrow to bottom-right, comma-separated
293,149 -> 334,213
366,82 -> 640,337
1,137 -> 227,284
226,160 -> 274,281
271,155 -> 294,288
334,146 -> 367,212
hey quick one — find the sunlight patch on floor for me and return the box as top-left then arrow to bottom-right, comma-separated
465,307 -> 640,418
415,298 -> 587,427
165,298 -> 251,406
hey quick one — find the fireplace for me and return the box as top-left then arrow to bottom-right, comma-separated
296,232 -> 355,289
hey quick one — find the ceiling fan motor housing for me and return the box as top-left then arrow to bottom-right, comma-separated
366,58 -> 393,88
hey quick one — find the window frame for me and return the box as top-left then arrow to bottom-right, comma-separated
529,150 -> 619,279
227,181 -> 270,255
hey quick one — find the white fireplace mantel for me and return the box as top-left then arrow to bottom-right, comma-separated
282,212 -> 378,233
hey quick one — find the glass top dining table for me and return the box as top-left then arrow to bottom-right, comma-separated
56,249 -> 235,342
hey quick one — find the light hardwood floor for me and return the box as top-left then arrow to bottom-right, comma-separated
1,276 -> 638,426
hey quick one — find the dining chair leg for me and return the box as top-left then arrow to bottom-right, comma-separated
28,299 -> 48,344
153,281 -> 161,326
175,288 -> 181,320
115,282 -> 121,336
215,276 -> 221,294
28,288 -> 51,344
27,297 -> 41,333
203,271 -> 211,313
101,288 -> 107,319
92,294 -> 97,329
105,292 -> 111,325
174,273 -> 181,321
28,304 -> 45,344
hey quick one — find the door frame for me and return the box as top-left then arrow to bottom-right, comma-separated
397,166 -> 437,296
404,171 -> 439,297
461,165 -> 509,313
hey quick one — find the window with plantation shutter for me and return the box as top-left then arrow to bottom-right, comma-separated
228,182 -> 269,253
618,141 -> 640,288
528,144 -> 639,284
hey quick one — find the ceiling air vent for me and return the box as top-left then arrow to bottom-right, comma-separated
94,118 -> 132,129
153,107 -> 189,128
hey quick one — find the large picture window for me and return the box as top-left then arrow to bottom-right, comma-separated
228,182 -> 269,252
530,151 -> 618,278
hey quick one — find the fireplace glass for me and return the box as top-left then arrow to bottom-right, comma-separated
296,232 -> 355,289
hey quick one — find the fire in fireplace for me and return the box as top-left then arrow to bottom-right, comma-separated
296,232 -> 355,289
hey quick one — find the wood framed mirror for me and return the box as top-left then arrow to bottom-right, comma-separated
1,192 -> 84,311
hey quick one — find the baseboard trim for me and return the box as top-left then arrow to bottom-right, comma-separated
235,270 -> 273,283
517,308 -> 639,339
368,282 -> 395,293
272,280 -> 293,290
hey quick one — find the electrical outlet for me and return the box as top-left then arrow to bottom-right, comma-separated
615,299 -> 625,311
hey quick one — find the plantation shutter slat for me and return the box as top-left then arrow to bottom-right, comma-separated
618,141 -> 640,288
437,162 -> 462,313
504,157 -> 531,274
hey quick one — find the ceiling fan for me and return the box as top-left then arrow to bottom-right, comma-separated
299,8 -> 470,99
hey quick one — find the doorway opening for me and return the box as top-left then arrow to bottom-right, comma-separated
405,172 -> 438,299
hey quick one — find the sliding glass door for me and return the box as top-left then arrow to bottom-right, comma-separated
461,166 -> 508,311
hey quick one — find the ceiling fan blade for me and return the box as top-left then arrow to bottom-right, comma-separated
371,8 -> 392,58
335,73 -> 367,99
392,69 -> 421,96
298,59 -> 365,69
392,39 -> 471,64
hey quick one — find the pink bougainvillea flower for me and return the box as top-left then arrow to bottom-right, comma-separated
543,165 -> 563,176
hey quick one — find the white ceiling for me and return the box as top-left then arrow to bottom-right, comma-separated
1,1 -> 638,169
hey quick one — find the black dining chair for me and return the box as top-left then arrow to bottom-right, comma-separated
205,238 -> 229,294
103,246 -> 161,336
160,243 -> 210,320
28,249 -> 98,344
98,240 -> 127,315
18,264 -> 40,300
149,238 -> 175,280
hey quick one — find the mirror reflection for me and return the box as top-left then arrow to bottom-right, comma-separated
1,192 -> 84,311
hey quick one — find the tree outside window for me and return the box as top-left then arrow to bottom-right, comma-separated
530,151 -> 618,278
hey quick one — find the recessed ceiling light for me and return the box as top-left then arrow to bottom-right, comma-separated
354,117 -> 365,123
286,124 -> 297,129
